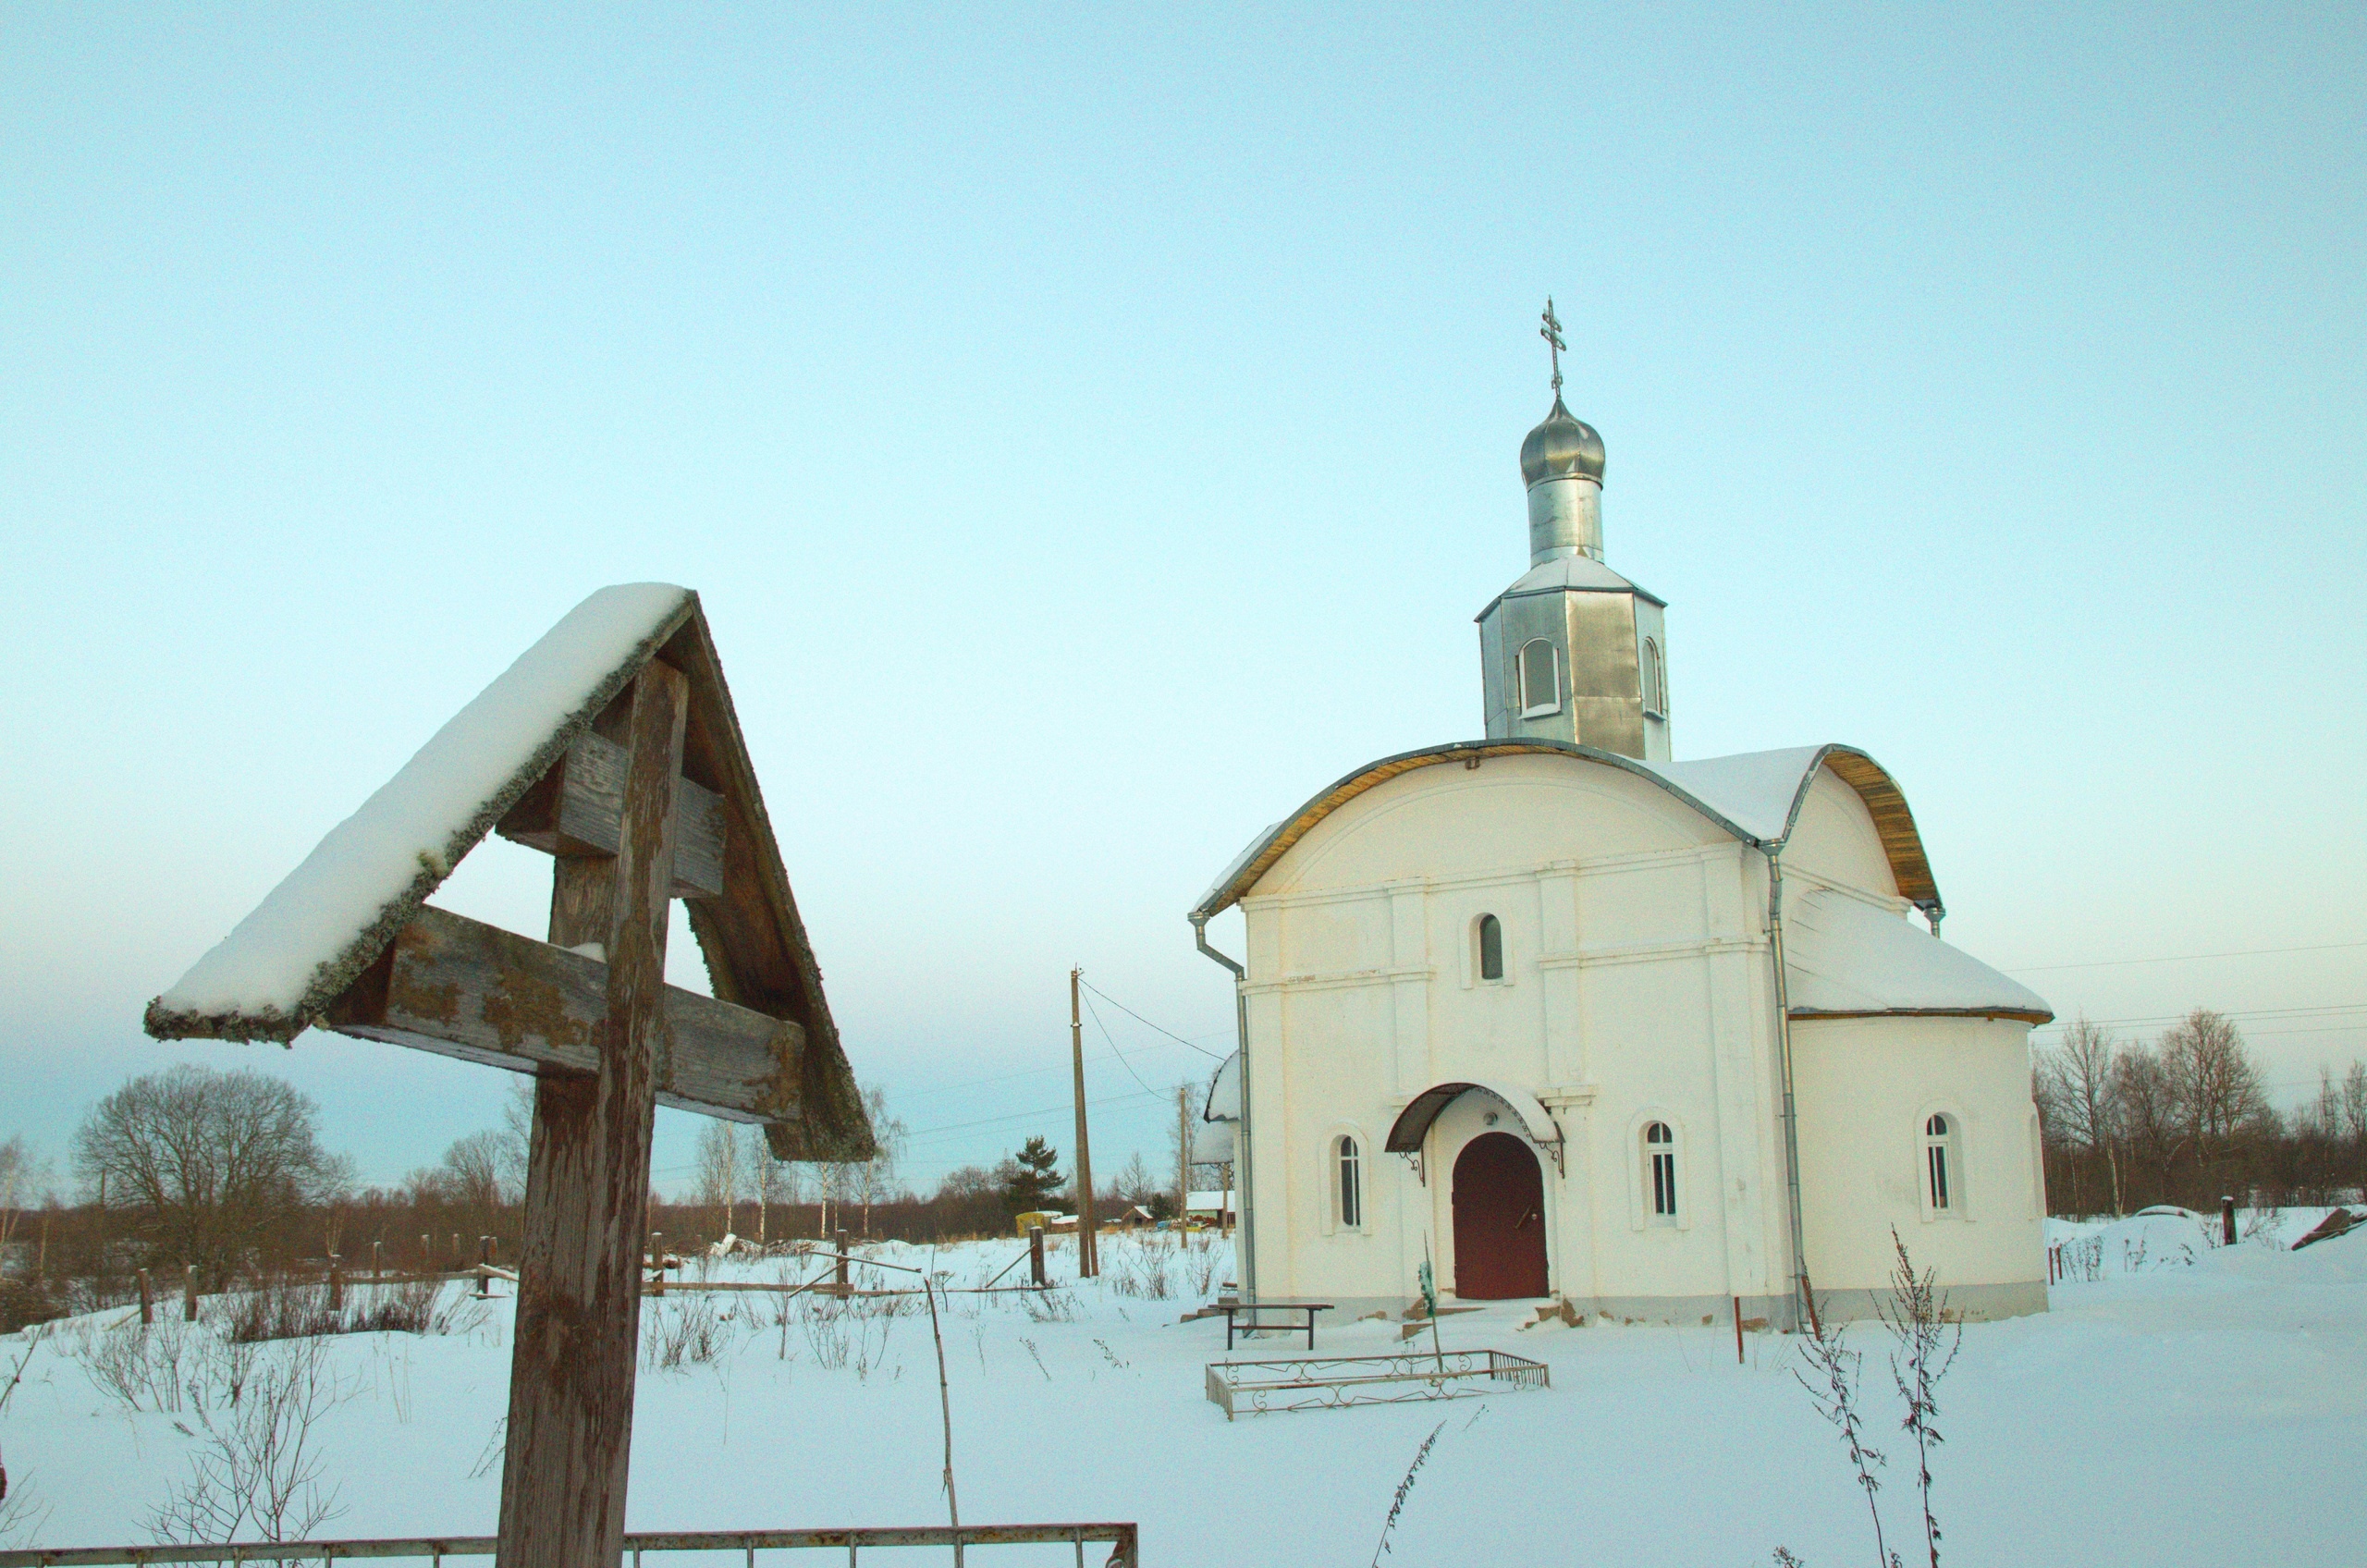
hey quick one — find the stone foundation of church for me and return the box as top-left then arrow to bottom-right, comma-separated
1232,1280 -> 2047,1339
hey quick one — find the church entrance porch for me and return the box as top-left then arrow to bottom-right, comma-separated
1451,1132 -> 1549,1299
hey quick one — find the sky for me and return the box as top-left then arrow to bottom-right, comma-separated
4,4 -> 2363,1200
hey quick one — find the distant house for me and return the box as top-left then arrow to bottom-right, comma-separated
1184,1191 -> 1236,1228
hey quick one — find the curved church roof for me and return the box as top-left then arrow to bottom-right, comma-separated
1189,739 -> 1943,921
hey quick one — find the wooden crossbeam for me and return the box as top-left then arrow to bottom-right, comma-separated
497,730 -> 726,900
321,904 -> 804,1129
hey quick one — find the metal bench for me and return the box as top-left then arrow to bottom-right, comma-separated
1219,1297 -> 1333,1351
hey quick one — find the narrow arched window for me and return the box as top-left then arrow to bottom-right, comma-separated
1478,914 -> 1504,981
1337,1135 -> 1362,1230
1924,1114 -> 1956,1213
1645,1121 -> 1677,1220
1517,639 -> 1560,717
1641,637 -> 1665,717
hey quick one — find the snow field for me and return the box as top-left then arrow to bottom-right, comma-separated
6,1222 -> 2364,1565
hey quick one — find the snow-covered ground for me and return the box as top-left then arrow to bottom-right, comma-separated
6,1218 -> 2363,1565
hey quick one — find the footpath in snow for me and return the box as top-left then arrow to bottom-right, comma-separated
5,1219 -> 2363,1565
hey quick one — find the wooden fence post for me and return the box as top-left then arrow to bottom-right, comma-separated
1029,1225 -> 1046,1288
477,1236 -> 494,1298
2220,1194 -> 2237,1246
373,1240 -> 383,1280
835,1229 -> 850,1294
184,1264 -> 199,1322
138,1268 -> 153,1326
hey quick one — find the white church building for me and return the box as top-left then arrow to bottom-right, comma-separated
1189,355 -> 2053,1328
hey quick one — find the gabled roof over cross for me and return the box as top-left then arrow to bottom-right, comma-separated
146,582 -> 871,1160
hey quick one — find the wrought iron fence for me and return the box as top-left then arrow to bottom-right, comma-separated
0,1524 -> 1136,1568
1206,1346 -> 1549,1418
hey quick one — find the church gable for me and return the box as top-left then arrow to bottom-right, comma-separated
1255,753 -> 1723,907
1783,765 -> 1904,899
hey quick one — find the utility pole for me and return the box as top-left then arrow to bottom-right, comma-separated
1070,966 -> 1098,1278
1176,1083 -> 1191,1234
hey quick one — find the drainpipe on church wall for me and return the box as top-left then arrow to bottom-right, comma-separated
1766,850 -> 1817,1334
1192,913 -> 1257,1305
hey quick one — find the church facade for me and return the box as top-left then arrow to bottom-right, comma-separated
1191,364 -> 2052,1327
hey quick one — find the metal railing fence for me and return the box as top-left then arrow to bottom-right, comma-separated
0,1524 -> 1136,1568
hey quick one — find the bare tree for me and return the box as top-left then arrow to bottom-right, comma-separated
853,1086 -> 907,1237
2162,1008 -> 2269,1173
0,1137 -> 47,1259
2038,1018 -> 2124,1214
438,1131 -> 511,1211
754,1134 -> 799,1248
693,1120 -> 742,1239
73,1067 -> 342,1288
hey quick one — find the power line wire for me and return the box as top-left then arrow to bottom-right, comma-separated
2004,938 -> 2367,974
1080,988 -> 1163,1098
1076,978 -> 1229,1061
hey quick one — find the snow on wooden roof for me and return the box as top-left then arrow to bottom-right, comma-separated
144,586 -> 863,1151
1190,740 -> 1942,921
151,585 -> 698,1039
1784,888 -> 2052,1024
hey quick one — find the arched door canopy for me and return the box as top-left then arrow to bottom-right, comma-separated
1387,1081 -> 1564,1176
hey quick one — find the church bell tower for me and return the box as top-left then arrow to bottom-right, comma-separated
1477,300 -> 1672,761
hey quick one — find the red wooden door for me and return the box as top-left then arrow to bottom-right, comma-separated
1452,1132 -> 1549,1299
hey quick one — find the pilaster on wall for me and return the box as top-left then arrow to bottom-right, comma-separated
1386,881 -> 1430,1097
1702,846 -> 1783,1297
1244,984 -> 1291,1299
1537,862 -> 1583,1085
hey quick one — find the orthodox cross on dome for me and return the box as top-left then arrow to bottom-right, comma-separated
1539,297 -> 1566,398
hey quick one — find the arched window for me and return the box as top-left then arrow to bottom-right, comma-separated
1477,913 -> 1504,981
1645,1121 -> 1677,1220
1517,639 -> 1561,717
1924,1114 -> 1956,1213
1641,637 -> 1665,717
1336,1135 -> 1363,1230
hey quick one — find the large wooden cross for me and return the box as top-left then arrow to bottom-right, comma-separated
148,586 -> 872,1567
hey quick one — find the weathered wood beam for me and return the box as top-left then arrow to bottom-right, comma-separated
495,730 -> 727,900
322,904 -> 804,1126
502,658 -> 684,1567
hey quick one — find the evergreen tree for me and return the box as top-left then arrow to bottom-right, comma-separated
1003,1135 -> 1063,1214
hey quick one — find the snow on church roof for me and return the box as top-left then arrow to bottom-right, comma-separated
1188,739 -> 1942,923
150,584 -> 697,1038
1785,888 -> 2052,1024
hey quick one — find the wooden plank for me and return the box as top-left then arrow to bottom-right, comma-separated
497,658 -> 686,1568
321,904 -> 805,1125
659,616 -> 872,1161
495,731 -> 726,900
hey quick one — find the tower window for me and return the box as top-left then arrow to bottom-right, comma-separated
1924,1113 -> 1957,1214
1641,637 -> 1666,718
1478,913 -> 1504,981
1337,1135 -> 1363,1230
1645,1121 -> 1677,1220
1517,639 -> 1560,718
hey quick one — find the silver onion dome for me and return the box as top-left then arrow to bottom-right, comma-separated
1519,396 -> 1606,487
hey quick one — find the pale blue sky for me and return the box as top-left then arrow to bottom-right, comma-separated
6,4 -> 2363,1195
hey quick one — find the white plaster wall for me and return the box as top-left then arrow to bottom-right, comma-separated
1231,750 -> 2030,1322
1790,1015 -> 2047,1312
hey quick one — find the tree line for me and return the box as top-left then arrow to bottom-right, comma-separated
2034,1007 -> 2366,1214
0,1063 -> 1220,1331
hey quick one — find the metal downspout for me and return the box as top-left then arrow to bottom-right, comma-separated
1767,850 -> 1815,1333
1192,914 -> 1255,1305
